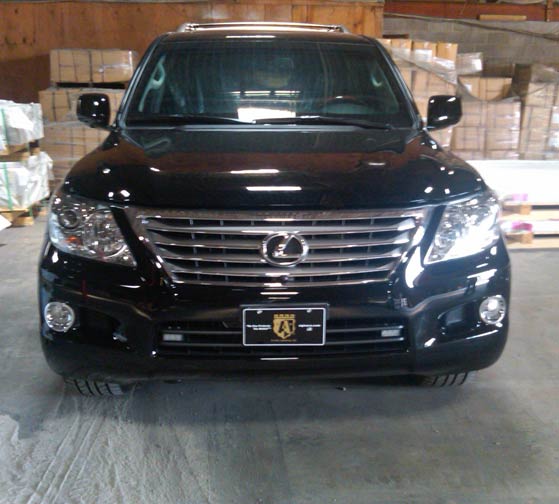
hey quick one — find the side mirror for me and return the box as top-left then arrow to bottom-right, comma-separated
77,93 -> 111,129
426,95 -> 462,130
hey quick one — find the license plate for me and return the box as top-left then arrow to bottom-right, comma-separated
242,306 -> 327,346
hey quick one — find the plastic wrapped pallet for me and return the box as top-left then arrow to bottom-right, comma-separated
50,49 -> 138,84
0,101 -> 43,154
456,53 -> 483,76
511,63 -> 559,159
39,87 -> 125,123
0,152 -> 52,209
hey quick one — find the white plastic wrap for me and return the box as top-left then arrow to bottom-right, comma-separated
0,152 -> 52,209
0,101 -> 44,149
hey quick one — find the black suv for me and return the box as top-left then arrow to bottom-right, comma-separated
40,22 -> 510,396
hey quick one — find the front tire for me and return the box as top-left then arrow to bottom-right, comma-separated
418,372 -> 473,387
64,378 -> 131,396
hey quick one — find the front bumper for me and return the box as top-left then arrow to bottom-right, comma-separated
39,237 -> 511,383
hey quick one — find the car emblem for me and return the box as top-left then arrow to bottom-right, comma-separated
261,233 -> 309,267
273,313 -> 297,340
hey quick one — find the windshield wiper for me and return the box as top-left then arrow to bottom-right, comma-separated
252,115 -> 394,130
127,114 -> 248,126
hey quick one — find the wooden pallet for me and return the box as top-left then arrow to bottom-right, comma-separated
0,142 -> 40,162
502,207 -> 559,249
507,237 -> 559,251
0,202 -> 47,227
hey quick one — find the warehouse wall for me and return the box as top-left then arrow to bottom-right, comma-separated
0,0 -> 383,103
384,16 -> 559,65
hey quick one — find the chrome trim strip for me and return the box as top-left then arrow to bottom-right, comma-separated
169,263 -> 395,277
157,250 -> 402,264
144,220 -> 417,235
164,277 -> 391,288
134,208 -> 426,221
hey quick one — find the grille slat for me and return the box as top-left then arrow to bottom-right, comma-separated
127,208 -> 426,287
156,250 -> 403,264
167,264 -> 396,277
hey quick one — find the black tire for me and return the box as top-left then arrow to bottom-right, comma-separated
64,378 -> 131,396
418,372 -> 473,387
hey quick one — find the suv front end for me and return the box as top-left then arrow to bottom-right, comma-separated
39,23 -> 510,393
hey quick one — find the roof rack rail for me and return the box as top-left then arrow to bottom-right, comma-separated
177,21 -> 350,34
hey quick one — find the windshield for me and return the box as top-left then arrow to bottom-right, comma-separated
126,39 -> 414,127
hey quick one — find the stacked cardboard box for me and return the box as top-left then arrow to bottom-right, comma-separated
39,87 -> 124,124
49,49 -> 137,85
451,98 -> 521,160
410,68 -> 456,148
41,123 -> 108,186
40,48 -> 137,189
513,64 -> 559,159
387,38 -> 459,148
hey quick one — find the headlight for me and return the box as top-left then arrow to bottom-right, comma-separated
48,190 -> 136,267
426,192 -> 500,264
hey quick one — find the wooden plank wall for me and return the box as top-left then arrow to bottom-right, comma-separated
0,0 -> 384,103
385,1 -> 550,22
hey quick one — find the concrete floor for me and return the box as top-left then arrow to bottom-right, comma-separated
0,219 -> 558,504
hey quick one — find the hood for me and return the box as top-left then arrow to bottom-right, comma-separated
65,127 -> 485,209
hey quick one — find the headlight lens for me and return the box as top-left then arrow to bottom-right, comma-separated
48,190 -> 136,267
426,192 -> 500,264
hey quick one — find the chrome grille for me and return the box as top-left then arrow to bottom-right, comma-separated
126,209 -> 427,287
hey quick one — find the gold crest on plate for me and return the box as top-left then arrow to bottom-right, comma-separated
273,313 -> 296,340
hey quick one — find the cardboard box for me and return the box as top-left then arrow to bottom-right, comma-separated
39,87 -> 125,123
50,49 -> 91,83
42,122 -> 108,161
450,150 -> 485,160
412,70 -> 455,97
414,97 -> 429,121
479,77 -> 511,101
460,99 -> 485,128
484,100 -> 521,130
519,129 -> 547,152
521,105 -> 552,130
523,83 -> 556,108
391,39 -> 412,50
459,76 -> 481,98
90,49 -> 138,83
486,128 -> 520,151
436,42 -> 458,62
412,40 -> 437,52
399,68 -> 413,90
50,49 -> 137,84
551,107 -> 559,129
456,53 -> 483,76
460,77 -> 511,101
451,127 -> 485,151
485,150 -> 519,160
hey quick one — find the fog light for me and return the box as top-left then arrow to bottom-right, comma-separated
479,296 -> 506,325
44,302 -> 76,333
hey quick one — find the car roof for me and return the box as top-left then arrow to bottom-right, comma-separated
164,22 -> 374,45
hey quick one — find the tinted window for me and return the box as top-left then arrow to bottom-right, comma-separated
127,39 -> 413,126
